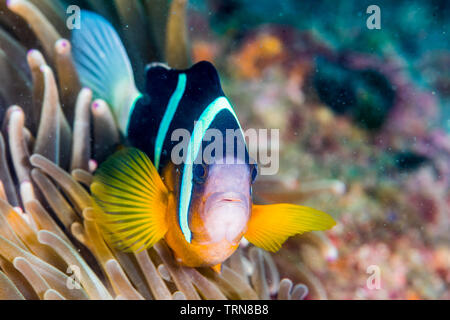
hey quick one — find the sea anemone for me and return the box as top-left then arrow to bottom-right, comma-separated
0,0 -> 336,300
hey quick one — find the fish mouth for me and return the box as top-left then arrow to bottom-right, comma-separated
204,192 -> 249,212
202,192 -> 250,243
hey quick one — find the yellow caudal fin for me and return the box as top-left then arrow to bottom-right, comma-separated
245,204 -> 336,252
91,148 -> 169,252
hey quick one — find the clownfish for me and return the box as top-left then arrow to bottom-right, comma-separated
71,11 -> 336,272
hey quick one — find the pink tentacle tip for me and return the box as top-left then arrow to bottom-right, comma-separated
6,0 -> 19,8
325,246 -> 339,262
92,101 -> 100,109
55,39 -> 71,54
10,105 -> 22,114
13,207 -> 23,214
89,159 -> 98,173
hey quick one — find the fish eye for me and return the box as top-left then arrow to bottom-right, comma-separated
251,163 -> 258,184
193,163 -> 208,184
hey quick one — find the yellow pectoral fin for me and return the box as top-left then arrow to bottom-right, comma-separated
245,204 -> 336,252
91,148 -> 169,252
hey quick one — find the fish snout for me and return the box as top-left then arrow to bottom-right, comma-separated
202,192 -> 250,244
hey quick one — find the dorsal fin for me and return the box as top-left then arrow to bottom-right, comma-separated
127,61 -> 226,169
144,62 -> 180,104
184,61 -> 222,98
143,61 -> 222,101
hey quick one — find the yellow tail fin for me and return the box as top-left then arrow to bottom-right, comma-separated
245,204 -> 336,252
91,148 -> 169,252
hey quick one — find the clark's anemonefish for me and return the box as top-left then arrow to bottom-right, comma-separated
71,11 -> 336,273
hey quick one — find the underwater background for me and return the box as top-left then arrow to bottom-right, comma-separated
186,0 -> 450,299
0,0 -> 448,300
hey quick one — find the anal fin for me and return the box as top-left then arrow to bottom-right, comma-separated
211,264 -> 222,274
